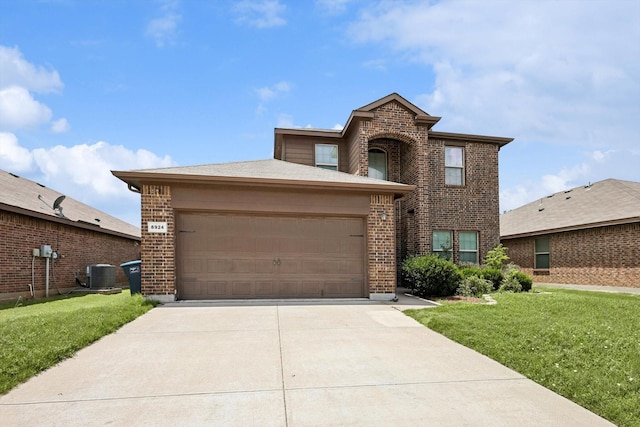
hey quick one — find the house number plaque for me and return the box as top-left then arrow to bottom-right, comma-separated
147,222 -> 168,233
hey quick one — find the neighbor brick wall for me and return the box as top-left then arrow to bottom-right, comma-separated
367,194 -> 396,295
0,209 -> 139,300
502,222 -> 640,288
141,184 -> 175,297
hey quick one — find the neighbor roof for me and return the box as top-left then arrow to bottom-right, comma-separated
112,159 -> 414,196
500,178 -> 640,238
0,169 -> 140,239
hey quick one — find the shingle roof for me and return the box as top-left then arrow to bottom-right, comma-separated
0,169 -> 140,239
113,159 -> 414,194
500,178 -> 640,238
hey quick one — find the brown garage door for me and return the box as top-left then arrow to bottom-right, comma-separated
176,213 -> 366,299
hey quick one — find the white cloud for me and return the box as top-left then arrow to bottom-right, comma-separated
276,113 -> 295,128
146,0 -> 182,47
51,118 -> 70,133
234,0 -> 286,29
316,0 -> 352,15
348,1 -> 640,149
0,86 -> 52,130
332,123 -> 344,131
255,81 -> 291,101
0,45 -> 63,93
0,132 -> 33,172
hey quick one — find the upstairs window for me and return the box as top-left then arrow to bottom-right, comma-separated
315,144 -> 338,170
433,230 -> 453,259
445,146 -> 464,186
459,231 -> 478,264
368,148 -> 387,180
535,237 -> 550,269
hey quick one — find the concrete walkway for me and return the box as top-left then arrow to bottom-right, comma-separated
1,298 -> 613,426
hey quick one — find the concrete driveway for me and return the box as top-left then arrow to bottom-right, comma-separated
1,297 -> 613,426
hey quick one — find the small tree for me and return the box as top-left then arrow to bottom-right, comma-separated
483,244 -> 510,271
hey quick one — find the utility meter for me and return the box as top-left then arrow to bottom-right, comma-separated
40,245 -> 53,258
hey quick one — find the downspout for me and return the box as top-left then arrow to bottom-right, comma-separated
45,256 -> 50,298
30,254 -> 35,297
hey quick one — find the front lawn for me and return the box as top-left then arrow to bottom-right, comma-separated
0,291 -> 155,395
405,288 -> 640,427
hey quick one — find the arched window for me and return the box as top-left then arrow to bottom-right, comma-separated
368,148 -> 387,180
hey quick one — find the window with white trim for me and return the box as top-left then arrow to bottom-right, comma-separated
445,146 -> 464,185
315,144 -> 338,170
459,231 -> 478,264
535,237 -> 550,269
368,148 -> 387,180
433,230 -> 453,259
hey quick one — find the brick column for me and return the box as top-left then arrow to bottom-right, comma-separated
141,184 -> 175,302
368,194 -> 396,300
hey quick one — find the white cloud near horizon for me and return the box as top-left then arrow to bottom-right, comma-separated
146,0 -> 182,47
234,0 -> 286,29
348,0 -> 640,209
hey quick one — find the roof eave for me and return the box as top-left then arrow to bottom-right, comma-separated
430,131 -> 514,146
0,202 -> 141,240
501,216 -> 640,239
112,170 -> 415,197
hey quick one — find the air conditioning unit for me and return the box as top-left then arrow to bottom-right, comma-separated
86,264 -> 116,289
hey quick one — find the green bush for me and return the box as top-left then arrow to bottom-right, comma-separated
483,244 -> 510,270
480,268 -> 504,290
456,275 -> 493,298
507,270 -> 533,292
459,265 -> 483,278
499,275 -> 522,292
402,254 -> 461,297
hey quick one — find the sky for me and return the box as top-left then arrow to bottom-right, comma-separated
1,0 -> 639,227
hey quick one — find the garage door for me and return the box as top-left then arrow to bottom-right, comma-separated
176,213 -> 366,299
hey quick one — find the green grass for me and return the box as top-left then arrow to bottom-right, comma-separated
405,288 -> 640,427
0,291 -> 155,395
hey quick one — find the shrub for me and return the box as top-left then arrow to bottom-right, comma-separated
499,275 -> 522,292
480,268 -> 505,291
456,275 -> 493,298
459,265 -> 483,279
483,244 -> 510,270
507,270 -> 533,292
402,254 -> 461,297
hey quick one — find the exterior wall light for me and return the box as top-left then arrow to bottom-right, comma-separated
380,211 -> 387,221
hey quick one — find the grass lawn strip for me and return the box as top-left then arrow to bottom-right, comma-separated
405,288 -> 640,427
0,291 -> 155,395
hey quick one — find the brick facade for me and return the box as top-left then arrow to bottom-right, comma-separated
140,184 -> 175,299
503,222 -> 640,288
356,101 -> 502,278
367,194 -> 396,296
0,210 -> 139,300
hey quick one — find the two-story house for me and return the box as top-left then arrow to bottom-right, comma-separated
113,93 -> 512,302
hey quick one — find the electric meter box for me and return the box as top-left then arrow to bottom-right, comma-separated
40,245 -> 53,258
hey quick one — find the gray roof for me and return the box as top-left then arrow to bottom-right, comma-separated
113,159 -> 414,193
0,169 -> 140,239
500,178 -> 640,238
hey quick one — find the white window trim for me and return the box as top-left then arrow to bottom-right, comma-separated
445,146 -> 465,186
315,144 -> 339,170
534,237 -> 550,269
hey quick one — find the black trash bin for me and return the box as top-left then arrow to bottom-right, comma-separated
120,260 -> 141,295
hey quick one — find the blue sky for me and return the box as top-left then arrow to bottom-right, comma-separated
1,0 -> 639,227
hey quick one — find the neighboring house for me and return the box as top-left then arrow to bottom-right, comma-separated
500,179 -> 640,288
113,93 -> 513,302
0,170 -> 141,300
